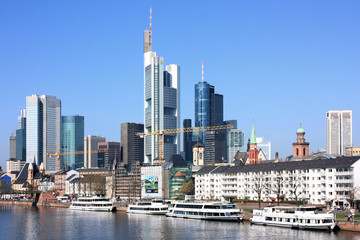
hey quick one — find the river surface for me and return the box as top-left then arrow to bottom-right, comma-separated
1,205 -> 359,240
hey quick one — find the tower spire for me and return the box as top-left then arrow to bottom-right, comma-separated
150,7 -> 152,32
202,61 -> 204,82
250,122 -> 257,144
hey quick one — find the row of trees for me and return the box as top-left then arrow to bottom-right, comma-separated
252,171 -> 359,208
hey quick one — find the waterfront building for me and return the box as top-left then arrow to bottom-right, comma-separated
227,129 -> 244,162
143,9 -> 180,164
345,146 -> 360,156
121,122 -> 144,169
61,116 -> 85,170
84,135 -> 106,168
9,134 -> 16,159
195,156 -> 360,207
6,159 -> 26,172
16,109 -> 26,161
247,123 -> 259,164
256,137 -> 271,161
141,164 -> 171,199
114,163 -> 141,201
193,143 -> 205,166
65,170 -> 109,197
97,142 -> 120,169
26,94 -> 61,172
54,171 -> 68,195
169,155 -> 192,199
292,124 -> 310,159
326,110 -> 352,155
12,162 -> 45,192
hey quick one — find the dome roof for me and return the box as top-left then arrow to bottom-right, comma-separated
297,127 -> 305,133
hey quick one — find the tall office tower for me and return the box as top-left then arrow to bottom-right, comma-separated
143,8 -> 180,164
9,134 -> 16,159
26,94 -> 61,172
121,122 -> 144,168
205,131 -> 227,164
194,62 -> 224,144
16,109 -> 26,160
61,116 -> 84,170
326,110 -> 352,155
183,119 -> 194,164
97,142 -> 121,169
256,137 -> 272,160
227,129 -> 244,162
84,135 -> 106,168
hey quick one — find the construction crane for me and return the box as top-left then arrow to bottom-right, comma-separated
47,149 -> 105,172
136,124 -> 233,164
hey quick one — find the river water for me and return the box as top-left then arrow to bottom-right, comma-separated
1,205 -> 359,240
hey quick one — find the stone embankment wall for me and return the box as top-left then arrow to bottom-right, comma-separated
337,222 -> 360,232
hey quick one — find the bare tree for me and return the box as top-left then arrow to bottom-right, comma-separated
347,184 -> 360,208
289,171 -> 304,205
272,171 -> 284,206
180,180 -> 195,196
252,172 -> 267,208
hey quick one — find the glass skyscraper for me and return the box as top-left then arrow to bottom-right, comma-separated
61,115 -> 84,170
143,14 -> 180,164
326,110 -> 352,155
26,94 -> 61,172
16,109 -> 26,160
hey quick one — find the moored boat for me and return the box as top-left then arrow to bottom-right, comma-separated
69,196 -> 115,212
166,201 -> 242,221
250,206 -> 337,231
127,199 -> 169,215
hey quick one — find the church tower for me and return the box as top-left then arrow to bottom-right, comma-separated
292,124 -> 310,158
247,123 -> 259,164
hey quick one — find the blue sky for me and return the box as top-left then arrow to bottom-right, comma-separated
1,1 -> 359,170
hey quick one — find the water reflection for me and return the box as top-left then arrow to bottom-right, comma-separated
1,205 -> 360,240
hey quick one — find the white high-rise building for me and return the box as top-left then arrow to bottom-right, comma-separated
26,94 -> 61,172
326,110 -> 352,155
143,9 -> 180,164
256,137 -> 271,160
84,135 -> 106,168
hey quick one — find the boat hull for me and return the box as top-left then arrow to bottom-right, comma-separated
250,219 -> 336,231
69,206 -> 115,212
167,213 -> 242,221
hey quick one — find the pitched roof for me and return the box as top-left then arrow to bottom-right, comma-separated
171,154 -> 187,167
13,163 -> 39,185
195,165 -> 218,175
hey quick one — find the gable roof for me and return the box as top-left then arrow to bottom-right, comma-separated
13,162 -> 39,185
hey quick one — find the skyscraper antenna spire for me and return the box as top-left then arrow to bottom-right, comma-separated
202,61 -> 204,82
150,7 -> 152,32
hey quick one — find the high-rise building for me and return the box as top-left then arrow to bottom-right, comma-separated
9,134 -> 16,159
182,119 -> 194,164
256,137 -> 272,160
61,116 -> 85,170
227,129 -> 244,162
26,94 -> 61,172
97,142 -> 121,169
326,110 -> 352,155
143,9 -> 180,164
84,135 -> 106,168
194,63 -> 224,164
121,122 -> 144,168
205,131 -> 227,164
16,109 -> 26,160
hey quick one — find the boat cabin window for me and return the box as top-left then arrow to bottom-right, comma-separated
204,205 -> 220,209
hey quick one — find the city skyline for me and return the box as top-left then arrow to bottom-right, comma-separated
1,1 -> 360,169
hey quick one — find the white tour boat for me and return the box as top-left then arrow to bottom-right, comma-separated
250,206 -> 337,231
69,196 -> 116,212
166,201 -> 243,221
127,199 -> 169,215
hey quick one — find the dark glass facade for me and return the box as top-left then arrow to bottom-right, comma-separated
121,122 -> 144,170
182,119 -> 194,163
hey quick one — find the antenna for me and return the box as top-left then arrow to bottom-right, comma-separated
150,7 -> 152,32
202,61 -> 204,82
